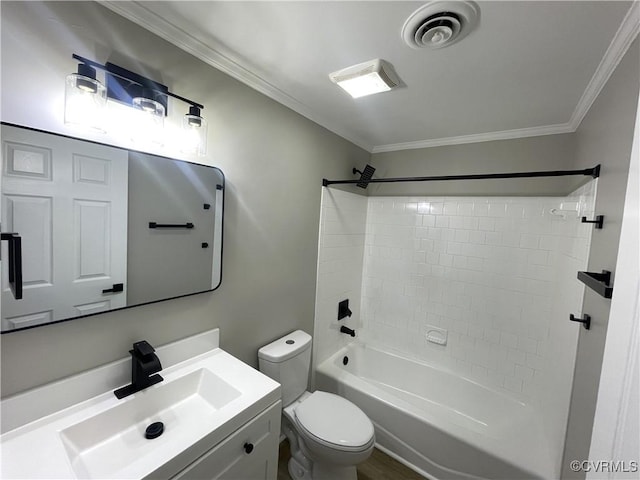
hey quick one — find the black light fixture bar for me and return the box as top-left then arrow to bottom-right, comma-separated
72,54 -> 204,111
322,165 -> 600,187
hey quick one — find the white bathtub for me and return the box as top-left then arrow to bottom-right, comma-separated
315,343 -> 554,480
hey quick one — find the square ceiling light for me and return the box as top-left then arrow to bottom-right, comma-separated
329,59 -> 399,99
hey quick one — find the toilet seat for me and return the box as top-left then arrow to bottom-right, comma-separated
294,391 -> 375,452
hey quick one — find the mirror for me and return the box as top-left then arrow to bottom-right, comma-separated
1,123 -> 224,332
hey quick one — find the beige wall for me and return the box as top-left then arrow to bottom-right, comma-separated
0,1 -> 368,397
563,38 -> 640,478
370,133 -> 580,196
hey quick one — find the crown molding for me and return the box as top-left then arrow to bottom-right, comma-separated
567,0 -> 640,131
371,122 -> 575,154
373,2 -> 639,154
102,1 -> 639,155
99,1 -> 373,153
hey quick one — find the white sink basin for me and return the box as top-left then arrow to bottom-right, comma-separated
59,369 -> 241,479
0,334 -> 281,480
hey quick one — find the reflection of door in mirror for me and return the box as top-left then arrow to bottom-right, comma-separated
1,125 -> 128,330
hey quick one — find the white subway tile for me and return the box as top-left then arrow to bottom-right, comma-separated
472,365 -> 488,379
456,359 -> 473,376
506,204 -> 525,218
497,359 -> 516,376
415,227 -> 429,238
528,249 -> 548,265
427,228 -> 443,240
444,202 -> 458,215
517,336 -> 538,354
449,217 -> 464,229
336,193 -> 594,406
485,232 -> 501,246
515,364 -> 535,381
504,376 -> 524,393
488,203 -> 507,217
500,332 -> 518,348
468,323 -> 484,339
466,257 -> 484,272
507,348 -> 526,365
487,371 -> 505,388
458,203 -> 474,216
484,328 -> 501,344
430,203 -> 444,215
455,229 -> 471,243
474,204 -> 489,217
422,215 -> 436,227
525,353 -> 544,370
417,202 -> 431,214
463,217 -> 479,230
479,217 -> 496,231
439,253 -> 453,267
459,334 -> 475,349
469,230 -> 486,244
519,234 -> 540,249
502,232 -> 520,247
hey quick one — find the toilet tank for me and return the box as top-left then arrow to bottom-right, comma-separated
258,330 -> 312,407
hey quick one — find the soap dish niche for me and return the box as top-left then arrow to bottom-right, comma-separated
425,326 -> 447,346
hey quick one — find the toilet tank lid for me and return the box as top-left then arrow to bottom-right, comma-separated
258,330 -> 312,363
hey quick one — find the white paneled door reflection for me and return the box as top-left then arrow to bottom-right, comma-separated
1,125 -> 128,330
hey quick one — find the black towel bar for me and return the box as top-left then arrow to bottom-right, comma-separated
149,222 -> 194,229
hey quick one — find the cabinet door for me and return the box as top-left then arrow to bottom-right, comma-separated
172,401 -> 281,480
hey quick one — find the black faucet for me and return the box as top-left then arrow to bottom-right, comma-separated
114,341 -> 164,399
340,326 -> 356,337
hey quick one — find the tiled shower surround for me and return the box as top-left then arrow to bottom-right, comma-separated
314,182 -> 596,414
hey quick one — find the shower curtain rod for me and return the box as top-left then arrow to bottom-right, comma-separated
322,165 -> 600,187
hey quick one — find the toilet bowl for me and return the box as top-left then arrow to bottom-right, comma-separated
258,330 -> 375,480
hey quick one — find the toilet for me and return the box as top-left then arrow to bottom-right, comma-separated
258,330 -> 375,480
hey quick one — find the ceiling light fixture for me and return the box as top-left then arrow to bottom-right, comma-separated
64,54 -> 208,155
329,59 -> 400,99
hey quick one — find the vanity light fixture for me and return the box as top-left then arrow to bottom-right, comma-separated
329,59 -> 400,99
182,106 -> 208,156
64,54 -> 208,155
64,62 -> 107,131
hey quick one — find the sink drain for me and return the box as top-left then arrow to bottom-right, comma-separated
145,421 -> 164,439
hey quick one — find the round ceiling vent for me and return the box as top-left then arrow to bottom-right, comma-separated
402,1 -> 479,49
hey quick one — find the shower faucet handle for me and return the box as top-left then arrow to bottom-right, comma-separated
338,299 -> 352,320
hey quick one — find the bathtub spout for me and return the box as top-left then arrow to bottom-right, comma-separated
340,326 -> 356,337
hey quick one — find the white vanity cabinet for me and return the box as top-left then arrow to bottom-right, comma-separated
0,331 -> 283,480
171,401 -> 281,480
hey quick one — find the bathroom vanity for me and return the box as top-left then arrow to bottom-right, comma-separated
0,329 -> 281,479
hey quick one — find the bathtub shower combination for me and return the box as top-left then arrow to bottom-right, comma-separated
316,344 -> 547,479
313,171 -> 598,479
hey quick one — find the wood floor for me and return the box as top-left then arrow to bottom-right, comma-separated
277,440 -> 426,480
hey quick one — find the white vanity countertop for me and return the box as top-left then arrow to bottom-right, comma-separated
1,339 -> 280,479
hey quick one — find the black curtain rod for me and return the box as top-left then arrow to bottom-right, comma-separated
322,165 -> 600,187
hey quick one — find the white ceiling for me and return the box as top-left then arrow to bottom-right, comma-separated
104,1 -> 637,153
